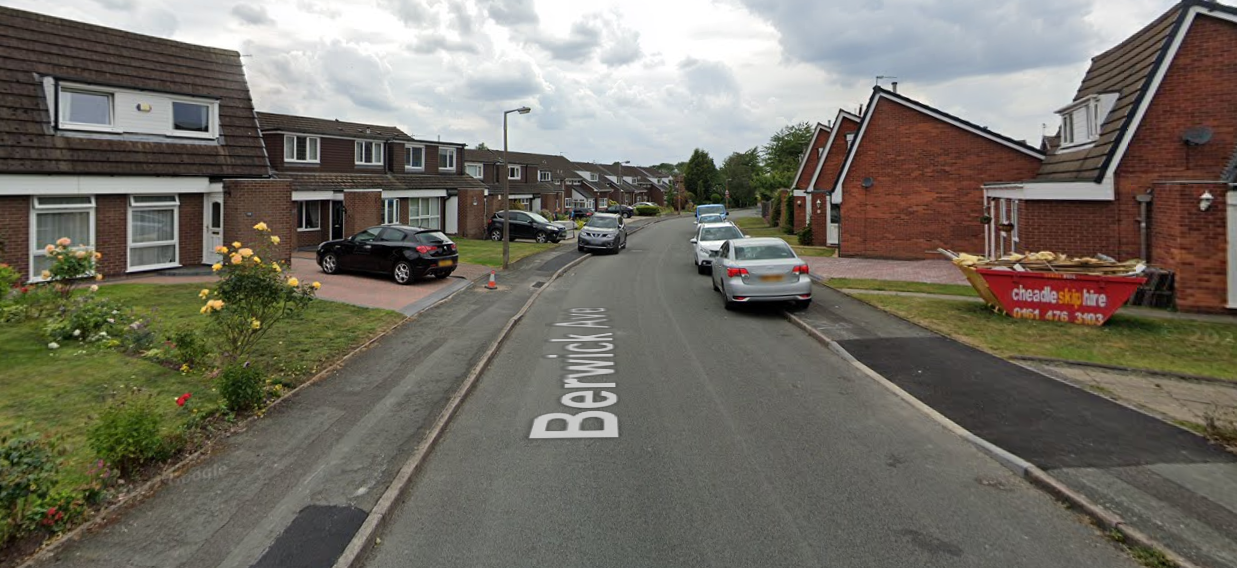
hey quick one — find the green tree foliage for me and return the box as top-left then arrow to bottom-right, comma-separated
719,148 -> 762,207
653,162 -> 677,174
683,149 -> 718,202
475,142 -> 490,150
762,122 -> 814,182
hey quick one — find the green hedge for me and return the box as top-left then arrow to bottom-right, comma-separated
635,205 -> 660,216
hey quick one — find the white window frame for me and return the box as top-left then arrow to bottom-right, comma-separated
58,88 -> 116,132
589,173 -> 598,182
508,165 -> 522,180
355,141 -> 384,166
439,147 -> 457,170
127,195 -> 180,272
29,196 -> 96,282
284,135 -> 321,163
1061,112 -> 1076,146
405,145 -> 425,171
168,100 -> 216,139
408,197 -> 440,229
538,170 -> 552,182
383,198 -> 400,224
297,201 -> 321,231
465,162 -> 483,179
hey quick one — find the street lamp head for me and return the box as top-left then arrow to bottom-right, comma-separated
517,106 -> 531,114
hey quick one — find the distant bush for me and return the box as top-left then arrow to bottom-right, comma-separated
797,226 -> 813,246
769,193 -> 783,227
218,363 -> 265,413
539,209 -> 552,220
781,192 -> 795,233
635,205 -> 659,216
710,193 -> 721,203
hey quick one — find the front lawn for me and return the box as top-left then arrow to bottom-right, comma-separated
454,238 -> 558,268
0,283 -> 404,487
732,217 -> 835,257
827,278 -> 977,297
854,294 -> 1237,381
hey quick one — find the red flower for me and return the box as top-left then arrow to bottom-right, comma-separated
176,393 -> 192,407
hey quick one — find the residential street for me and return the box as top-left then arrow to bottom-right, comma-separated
363,215 -> 1133,568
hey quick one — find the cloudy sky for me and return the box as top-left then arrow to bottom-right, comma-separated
2,0 -> 1182,166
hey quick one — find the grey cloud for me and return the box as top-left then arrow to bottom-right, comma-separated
410,32 -> 482,54
319,42 -> 399,112
531,11 -> 643,67
600,34 -> 641,67
231,4 -> 274,26
532,20 -> 602,63
479,0 -> 539,27
449,1 -> 476,35
378,0 -> 435,28
296,0 -> 341,18
462,64 -> 545,101
92,0 -> 135,10
738,0 -> 1095,84
678,57 -> 740,99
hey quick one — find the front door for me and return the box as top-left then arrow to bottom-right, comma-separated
203,193 -> 224,263
331,201 -> 345,241
1228,188 -> 1236,308
827,199 -> 840,246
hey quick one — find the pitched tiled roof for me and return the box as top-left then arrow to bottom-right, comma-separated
257,112 -> 412,141
0,6 -> 269,176
1034,4 -> 1186,182
276,172 -> 486,192
483,181 -> 560,195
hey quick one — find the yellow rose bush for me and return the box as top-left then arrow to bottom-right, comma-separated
202,223 -> 316,361
39,237 -> 102,299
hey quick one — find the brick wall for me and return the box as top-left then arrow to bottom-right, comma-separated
342,190 -> 382,236
95,195 -> 126,277
457,188 -> 487,239
0,196 -> 30,279
1149,183 -> 1231,313
795,128 -> 829,190
809,116 -> 860,246
293,201 -> 331,248
540,192 -> 561,214
840,99 -> 1042,259
793,195 -> 808,233
223,179 -> 294,262
180,194 -> 204,267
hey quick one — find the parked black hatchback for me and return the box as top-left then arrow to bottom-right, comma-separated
317,225 -> 458,285
485,211 -> 565,243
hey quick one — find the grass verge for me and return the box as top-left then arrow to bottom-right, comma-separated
731,217 -> 836,257
0,283 -> 405,487
852,294 -> 1237,381
453,238 -> 558,268
826,277 -> 977,297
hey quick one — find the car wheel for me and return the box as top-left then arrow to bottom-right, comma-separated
392,260 -> 414,285
794,298 -> 812,310
722,284 -> 736,310
321,253 -> 339,274
535,231 -> 548,243
434,271 -> 452,279
550,236 -> 561,243
578,246 -> 585,253
488,228 -> 503,241
711,277 -> 719,291
697,264 -> 708,275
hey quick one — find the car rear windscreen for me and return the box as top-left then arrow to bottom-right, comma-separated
734,243 -> 795,260
416,231 -> 452,245
700,226 -> 742,241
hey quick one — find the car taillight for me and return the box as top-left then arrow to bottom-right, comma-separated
726,267 -> 749,278
415,245 -> 439,253
792,264 -> 810,274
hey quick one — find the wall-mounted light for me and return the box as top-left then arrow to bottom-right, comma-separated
135,103 -> 152,112
1200,191 -> 1215,212
815,198 -> 822,212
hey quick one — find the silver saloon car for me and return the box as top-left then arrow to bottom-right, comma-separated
691,222 -> 743,274
710,238 -> 812,310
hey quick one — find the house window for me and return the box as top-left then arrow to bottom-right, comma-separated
539,170 -> 552,182
383,199 -> 400,224
128,195 -> 179,271
285,136 -> 320,163
30,196 -> 95,280
297,201 -> 321,231
408,197 -> 440,229
589,172 -> 598,182
355,141 -> 383,165
172,101 -> 210,133
845,132 -> 855,149
439,147 -> 457,170
508,165 -> 522,179
405,146 -> 424,170
1061,113 -> 1075,145
60,89 -> 113,128
465,163 -> 483,178
514,198 -> 532,210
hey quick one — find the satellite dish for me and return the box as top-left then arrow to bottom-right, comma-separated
1183,126 -> 1213,146
861,177 -> 874,188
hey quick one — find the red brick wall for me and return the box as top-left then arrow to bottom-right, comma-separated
223,179 -> 294,262
813,117 -> 860,191
540,192 -> 561,214
264,133 -> 286,170
180,194 -> 204,267
1149,183 -> 1230,313
457,188 -> 487,239
95,195 -> 126,277
342,190 -> 382,236
793,195 -> 808,233
840,99 -> 1042,259
0,196 -> 30,279
795,128 -> 829,190
1016,200 -> 1122,255
293,201 -> 330,248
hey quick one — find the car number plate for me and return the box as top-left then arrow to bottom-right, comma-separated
438,259 -> 454,267
759,274 -> 783,282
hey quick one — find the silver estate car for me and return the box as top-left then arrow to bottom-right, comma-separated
710,237 -> 812,310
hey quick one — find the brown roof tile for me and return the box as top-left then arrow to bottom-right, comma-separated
0,6 -> 269,177
256,112 -> 412,141
277,172 -> 486,192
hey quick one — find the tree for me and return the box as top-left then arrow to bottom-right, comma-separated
719,148 -> 761,207
653,162 -> 677,174
475,142 -> 490,150
761,122 -> 814,181
683,149 -> 718,202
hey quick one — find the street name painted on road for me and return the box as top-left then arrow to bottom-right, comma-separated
529,308 -> 619,439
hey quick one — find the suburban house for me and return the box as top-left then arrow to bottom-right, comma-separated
256,112 -> 490,243
806,110 -> 862,246
461,148 -> 569,215
0,5 -> 287,282
573,162 -> 623,208
629,166 -> 671,206
596,163 -> 648,205
790,122 -> 832,233
983,0 -> 1237,313
834,87 -> 1045,259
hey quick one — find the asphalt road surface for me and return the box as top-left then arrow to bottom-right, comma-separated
364,214 -> 1134,568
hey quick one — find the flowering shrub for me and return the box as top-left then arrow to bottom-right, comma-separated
217,363 -> 265,412
86,392 -> 175,477
44,289 -> 129,343
201,223 -> 317,361
0,263 -> 19,299
0,427 -> 61,546
39,238 -> 103,299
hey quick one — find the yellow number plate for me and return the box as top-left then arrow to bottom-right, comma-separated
759,274 -> 783,282
438,260 -> 454,267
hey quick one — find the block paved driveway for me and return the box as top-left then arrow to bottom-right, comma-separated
804,256 -> 967,284
288,252 -> 490,314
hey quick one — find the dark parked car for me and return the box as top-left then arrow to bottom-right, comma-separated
604,204 -> 634,218
570,207 -> 594,219
317,225 -> 458,285
577,213 -> 627,254
486,211 -> 565,243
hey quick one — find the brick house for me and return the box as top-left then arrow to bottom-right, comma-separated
805,110 -> 862,246
597,163 -> 648,205
983,0 -> 1237,312
0,6 -> 295,282
629,166 -> 671,206
256,112 -> 489,243
790,122 -> 831,233
461,148 -> 570,216
834,87 -> 1044,259
573,162 -> 623,209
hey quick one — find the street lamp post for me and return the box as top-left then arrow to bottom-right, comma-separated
502,106 -> 531,270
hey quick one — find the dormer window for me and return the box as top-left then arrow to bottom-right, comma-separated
61,89 -> 113,128
54,81 -> 218,139
508,165 -> 522,179
1057,93 -> 1118,151
355,141 -> 383,165
589,172 -> 598,182
539,170 -> 552,182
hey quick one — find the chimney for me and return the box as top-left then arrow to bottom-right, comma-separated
891,81 -> 898,93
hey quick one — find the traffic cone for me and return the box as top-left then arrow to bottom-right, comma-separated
486,270 -> 497,290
